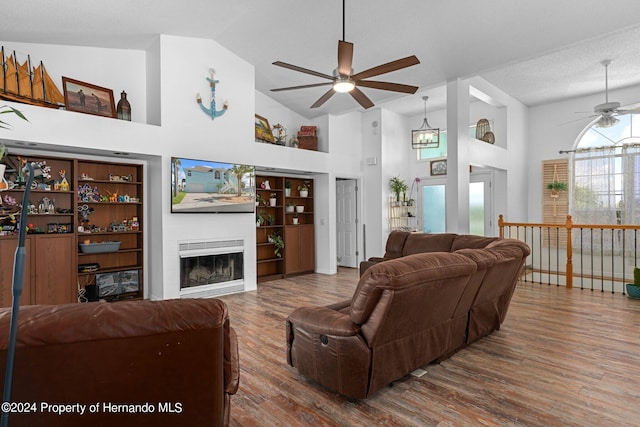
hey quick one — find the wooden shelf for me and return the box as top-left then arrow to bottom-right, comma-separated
78,265 -> 142,276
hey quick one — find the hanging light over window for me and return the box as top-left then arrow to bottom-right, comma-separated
596,115 -> 619,128
412,96 -> 440,149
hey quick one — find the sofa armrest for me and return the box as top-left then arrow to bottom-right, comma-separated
359,257 -> 388,276
224,325 -> 240,395
326,299 -> 351,312
288,306 -> 359,336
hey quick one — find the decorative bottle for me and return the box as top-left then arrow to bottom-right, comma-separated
116,91 -> 131,121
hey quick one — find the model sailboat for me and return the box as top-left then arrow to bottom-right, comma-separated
0,47 -> 64,108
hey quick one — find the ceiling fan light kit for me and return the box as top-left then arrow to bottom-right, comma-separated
333,77 -> 355,93
412,96 -> 440,149
270,0 -> 420,109
576,59 -> 640,128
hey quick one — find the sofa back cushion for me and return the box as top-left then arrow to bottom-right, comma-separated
0,299 -> 235,427
451,234 -> 498,251
350,252 -> 477,336
383,230 -> 411,258
402,233 -> 457,256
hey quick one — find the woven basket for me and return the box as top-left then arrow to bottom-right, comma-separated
625,283 -> 640,299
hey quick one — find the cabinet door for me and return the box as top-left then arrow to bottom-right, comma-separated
284,226 -> 301,274
284,225 -> 315,275
34,235 -> 75,305
0,238 -> 33,307
298,225 -> 315,273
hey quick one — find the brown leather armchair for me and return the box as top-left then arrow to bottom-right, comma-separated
0,298 -> 239,427
287,252 -> 478,399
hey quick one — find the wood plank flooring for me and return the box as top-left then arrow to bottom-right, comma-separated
217,268 -> 640,426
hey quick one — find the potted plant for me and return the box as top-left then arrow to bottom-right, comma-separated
269,192 -> 277,206
0,105 -> 27,130
296,205 -> 304,213
298,182 -> 310,197
256,212 -> 265,227
268,232 -> 284,258
546,181 -> 567,198
284,180 -> 292,197
256,194 -> 265,207
626,267 -> 640,299
390,176 -> 408,205
292,213 -> 299,225
285,202 -> 295,213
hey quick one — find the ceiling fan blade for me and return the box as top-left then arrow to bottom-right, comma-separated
337,40 -> 354,76
271,82 -> 333,92
351,55 -> 420,81
350,87 -> 374,109
560,114 -> 599,126
616,108 -> 640,115
310,89 -> 336,108
356,80 -> 419,94
273,61 -> 334,80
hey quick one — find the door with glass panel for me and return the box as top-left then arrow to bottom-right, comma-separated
421,174 -> 491,235
469,174 -> 492,236
421,181 -> 446,233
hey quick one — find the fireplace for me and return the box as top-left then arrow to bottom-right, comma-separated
178,238 -> 245,298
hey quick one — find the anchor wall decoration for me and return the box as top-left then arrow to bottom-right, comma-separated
196,68 -> 228,120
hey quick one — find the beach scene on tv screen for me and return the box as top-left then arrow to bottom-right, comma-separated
171,158 -> 255,213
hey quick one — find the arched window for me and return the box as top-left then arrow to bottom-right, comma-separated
572,114 -> 640,225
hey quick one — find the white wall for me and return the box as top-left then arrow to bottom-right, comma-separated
527,83 -> 640,222
0,35 -> 371,300
1,40 -> 148,124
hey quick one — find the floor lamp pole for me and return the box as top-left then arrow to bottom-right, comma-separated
1,162 -> 37,427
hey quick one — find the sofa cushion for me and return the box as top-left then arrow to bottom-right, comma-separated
451,235 -> 498,251
383,230 -> 411,258
402,233 -> 457,256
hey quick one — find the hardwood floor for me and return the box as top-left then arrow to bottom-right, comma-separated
217,268 -> 640,426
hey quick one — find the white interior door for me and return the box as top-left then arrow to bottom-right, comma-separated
470,173 -> 492,235
336,179 -> 358,267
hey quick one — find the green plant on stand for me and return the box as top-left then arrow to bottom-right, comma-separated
389,176 -> 408,205
626,267 -> 640,299
268,232 -> 284,258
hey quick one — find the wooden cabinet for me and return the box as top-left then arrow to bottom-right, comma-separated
0,235 -> 75,306
284,224 -> 315,275
0,153 -> 144,306
256,175 -> 315,281
76,160 -> 143,301
34,234 -> 75,304
0,238 -> 32,307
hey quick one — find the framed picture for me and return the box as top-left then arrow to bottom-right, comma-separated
255,114 -> 275,143
62,77 -> 116,118
430,159 -> 447,176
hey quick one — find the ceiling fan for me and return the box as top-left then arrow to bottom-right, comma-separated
270,0 -> 420,109
580,59 -> 640,128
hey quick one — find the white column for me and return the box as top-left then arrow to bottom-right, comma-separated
446,79 -> 470,233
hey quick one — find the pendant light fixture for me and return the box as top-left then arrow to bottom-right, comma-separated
412,96 -> 439,149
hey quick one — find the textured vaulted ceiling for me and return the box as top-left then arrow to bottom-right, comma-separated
3,0 -> 640,118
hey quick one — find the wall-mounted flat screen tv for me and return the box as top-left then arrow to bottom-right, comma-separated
171,157 -> 255,213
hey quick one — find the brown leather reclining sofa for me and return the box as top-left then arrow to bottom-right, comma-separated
287,233 -> 529,399
359,230 -> 499,276
0,298 -> 239,427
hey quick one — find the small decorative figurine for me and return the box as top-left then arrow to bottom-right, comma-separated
59,169 -> 70,191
